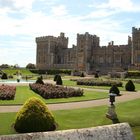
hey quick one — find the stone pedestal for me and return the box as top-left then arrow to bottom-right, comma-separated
106,104 -> 119,123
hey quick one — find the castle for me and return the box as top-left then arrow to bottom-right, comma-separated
36,27 -> 140,74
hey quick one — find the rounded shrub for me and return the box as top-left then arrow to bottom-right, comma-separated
54,74 -> 59,81
1,73 -> 8,79
36,77 -> 44,84
14,97 -> 56,133
94,73 -> 99,78
56,75 -> 63,85
80,72 -> 85,77
125,80 -> 135,91
109,85 -> 120,96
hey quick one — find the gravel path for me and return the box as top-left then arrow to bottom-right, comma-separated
0,90 -> 140,113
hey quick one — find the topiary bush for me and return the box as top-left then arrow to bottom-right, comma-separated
80,72 -> 85,77
36,77 -> 44,84
54,74 -> 59,81
56,75 -> 63,85
1,73 -> 8,79
109,85 -> 120,96
125,80 -> 135,91
14,97 -> 56,133
94,73 -> 99,78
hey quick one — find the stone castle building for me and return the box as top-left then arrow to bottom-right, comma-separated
36,27 -> 140,74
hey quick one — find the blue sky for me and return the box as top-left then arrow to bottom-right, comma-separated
0,0 -> 140,67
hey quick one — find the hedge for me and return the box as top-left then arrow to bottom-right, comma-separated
29,83 -> 84,99
0,85 -> 16,100
77,79 -> 122,87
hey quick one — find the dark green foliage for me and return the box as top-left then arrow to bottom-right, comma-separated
56,75 -> 63,85
36,77 -> 44,84
1,73 -> 8,79
126,71 -> 140,78
26,63 -> 36,69
14,97 -> 56,133
30,69 -> 71,75
94,73 -> 99,78
47,69 -> 71,75
54,74 -> 59,81
109,85 -> 120,96
77,79 -> 122,87
80,72 -> 85,77
125,80 -> 135,91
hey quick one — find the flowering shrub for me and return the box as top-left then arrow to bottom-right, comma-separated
77,79 -> 122,87
0,85 -> 16,100
29,83 -> 83,99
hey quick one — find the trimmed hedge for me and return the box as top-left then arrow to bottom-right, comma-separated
109,85 -> 120,96
125,80 -> 135,91
54,74 -> 59,81
1,73 -> 8,79
77,79 -> 122,87
30,69 -> 71,75
14,97 -> 56,133
36,77 -> 44,85
0,85 -> 16,100
29,83 -> 84,99
126,71 -> 140,78
56,75 -> 63,85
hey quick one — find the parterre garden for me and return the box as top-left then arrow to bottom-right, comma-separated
0,70 -> 140,139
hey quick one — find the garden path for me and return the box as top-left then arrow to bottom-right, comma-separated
0,89 -> 140,113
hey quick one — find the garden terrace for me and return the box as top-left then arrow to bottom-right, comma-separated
76,79 -> 123,87
0,85 -> 16,100
29,83 -> 84,99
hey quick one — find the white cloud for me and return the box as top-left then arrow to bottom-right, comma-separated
0,0 -> 35,10
83,9 -> 116,19
98,0 -> 140,12
51,5 -> 68,16
13,0 -> 35,9
0,0 -> 139,66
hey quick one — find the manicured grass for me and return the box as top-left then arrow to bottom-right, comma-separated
0,99 -> 140,139
132,126 -> 140,140
0,86 -> 108,105
0,86 -> 45,105
63,79 -> 140,91
3,68 -> 34,76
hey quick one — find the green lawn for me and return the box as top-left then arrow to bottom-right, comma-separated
3,68 -> 34,76
63,79 -> 140,91
0,86 -> 108,105
0,99 -> 140,139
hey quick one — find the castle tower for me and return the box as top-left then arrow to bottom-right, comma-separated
76,32 -> 99,72
36,33 -> 69,70
132,27 -> 140,65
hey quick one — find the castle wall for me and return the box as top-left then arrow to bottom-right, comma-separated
36,27 -> 140,73
132,27 -> 140,66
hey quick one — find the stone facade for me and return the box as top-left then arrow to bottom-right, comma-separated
36,27 -> 140,74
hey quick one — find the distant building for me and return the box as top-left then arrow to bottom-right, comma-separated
36,27 -> 140,74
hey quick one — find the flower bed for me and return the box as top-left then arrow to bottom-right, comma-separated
29,83 -> 84,99
77,79 -> 122,87
0,85 -> 16,100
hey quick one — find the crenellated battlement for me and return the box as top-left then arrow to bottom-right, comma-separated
36,27 -> 139,73
132,27 -> 140,33
36,32 -> 68,43
36,36 -> 57,42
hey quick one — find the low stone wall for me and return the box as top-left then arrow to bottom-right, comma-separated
0,123 -> 135,140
